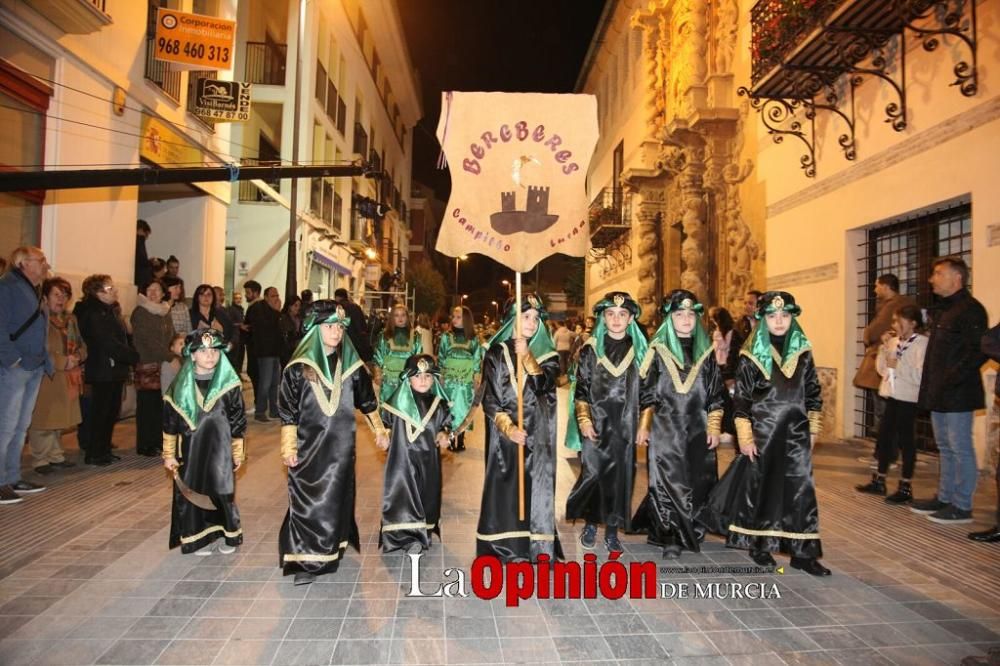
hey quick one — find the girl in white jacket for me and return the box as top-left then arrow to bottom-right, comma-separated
856,304 -> 927,503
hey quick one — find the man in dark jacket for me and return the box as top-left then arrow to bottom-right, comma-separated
911,257 -> 988,524
0,247 -> 52,502
134,219 -> 152,290
245,286 -> 282,421
969,323 -> 1000,542
334,288 -> 373,363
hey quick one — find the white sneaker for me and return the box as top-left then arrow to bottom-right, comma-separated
194,544 -> 214,556
217,542 -> 236,554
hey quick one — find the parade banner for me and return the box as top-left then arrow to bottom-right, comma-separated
154,8 -> 235,70
434,92 -> 598,273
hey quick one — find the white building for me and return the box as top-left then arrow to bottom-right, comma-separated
228,0 -> 419,302
0,0 -> 419,309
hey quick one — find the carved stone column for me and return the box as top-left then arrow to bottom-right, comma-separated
677,147 -> 708,299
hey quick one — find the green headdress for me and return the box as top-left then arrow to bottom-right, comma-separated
383,354 -> 451,443
287,299 -> 365,389
741,290 -> 812,379
486,292 -> 557,362
164,328 -> 242,431
645,289 -> 712,368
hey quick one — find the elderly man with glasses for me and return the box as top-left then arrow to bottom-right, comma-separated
0,246 -> 52,504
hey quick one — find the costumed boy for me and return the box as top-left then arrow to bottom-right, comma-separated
565,292 -> 647,553
438,305 -> 483,452
373,303 -> 422,405
477,294 -> 563,562
378,354 -> 452,553
632,290 -> 725,559
723,290 -> 829,576
163,328 -> 246,556
277,300 -> 388,585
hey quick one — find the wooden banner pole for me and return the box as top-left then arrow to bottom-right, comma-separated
515,272 -> 525,522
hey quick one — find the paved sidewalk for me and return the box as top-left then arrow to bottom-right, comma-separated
0,390 -> 998,665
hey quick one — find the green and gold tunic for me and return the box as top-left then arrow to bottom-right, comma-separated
437,332 -> 484,431
374,327 -> 422,404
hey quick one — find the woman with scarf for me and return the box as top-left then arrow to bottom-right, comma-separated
632,290 -> 725,559
721,291 -> 829,576
162,328 -> 246,555
28,277 -> 86,474
379,354 -> 452,553
477,294 -> 563,562
565,292 -> 648,553
278,300 -> 387,585
438,305 -> 483,452
373,303 -> 422,405
130,280 -> 175,456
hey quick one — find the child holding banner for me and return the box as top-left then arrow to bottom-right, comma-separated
477,295 -> 563,562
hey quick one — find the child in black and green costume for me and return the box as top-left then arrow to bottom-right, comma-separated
163,328 -> 246,556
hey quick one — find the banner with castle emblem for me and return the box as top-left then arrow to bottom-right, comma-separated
434,92 -> 598,273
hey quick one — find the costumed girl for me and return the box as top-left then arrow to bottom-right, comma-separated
631,290 -> 725,559
438,305 -> 483,452
565,292 -> 647,553
378,354 -> 452,553
720,290 -> 829,576
477,294 -> 563,562
163,328 -> 246,556
277,300 -> 388,585
373,303 -> 422,405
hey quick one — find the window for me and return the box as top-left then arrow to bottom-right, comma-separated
144,0 -> 181,101
854,200 -> 973,450
0,59 -> 51,256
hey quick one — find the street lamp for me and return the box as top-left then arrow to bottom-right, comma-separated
491,300 -> 499,320
501,279 -> 512,297
461,294 -> 468,302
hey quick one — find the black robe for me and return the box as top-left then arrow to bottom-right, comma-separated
723,344 -> 823,558
165,379 -> 246,553
631,338 -> 725,552
379,392 -> 452,553
565,336 -> 639,529
477,340 -> 564,562
277,352 -> 379,576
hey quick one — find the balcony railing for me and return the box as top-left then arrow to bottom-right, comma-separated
588,187 -> 631,249
144,36 -> 181,101
245,41 -> 287,86
238,157 -> 280,203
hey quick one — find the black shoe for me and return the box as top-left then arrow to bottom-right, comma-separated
580,524 -> 597,550
662,545 -> 681,560
293,572 -> 315,586
108,453 -> 121,461
604,534 -> 623,554
447,443 -> 456,452
968,526 -> 1000,543
885,481 -> 913,504
0,485 -> 24,505
87,456 -> 113,467
49,460 -> 75,468
927,506 -> 973,524
12,480 -> 46,494
855,474 -> 886,495
33,465 -> 54,476
456,441 -> 466,452
254,414 -> 270,423
790,557 -> 831,576
911,496 -> 950,515
750,550 -> 776,567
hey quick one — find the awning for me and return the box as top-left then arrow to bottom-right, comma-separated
312,251 -> 352,276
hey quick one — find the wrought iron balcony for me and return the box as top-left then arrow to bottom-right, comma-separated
588,187 -> 631,249
353,123 -> 369,157
742,0 -> 978,177
25,0 -> 112,34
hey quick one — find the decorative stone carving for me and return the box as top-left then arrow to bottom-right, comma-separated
714,0 -> 739,74
628,183 -> 666,324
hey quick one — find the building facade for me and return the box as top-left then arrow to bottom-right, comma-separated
0,0 -> 242,304
0,0 -> 418,308
228,0 -> 419,302
580,0 -> 998,461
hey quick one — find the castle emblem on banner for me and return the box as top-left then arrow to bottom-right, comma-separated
490,186 -> 559,234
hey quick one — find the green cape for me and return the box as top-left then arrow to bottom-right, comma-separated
740,316 -> 812,380
163,353 -> 242,431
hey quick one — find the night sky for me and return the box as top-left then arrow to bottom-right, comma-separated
397,0 -> 608,307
